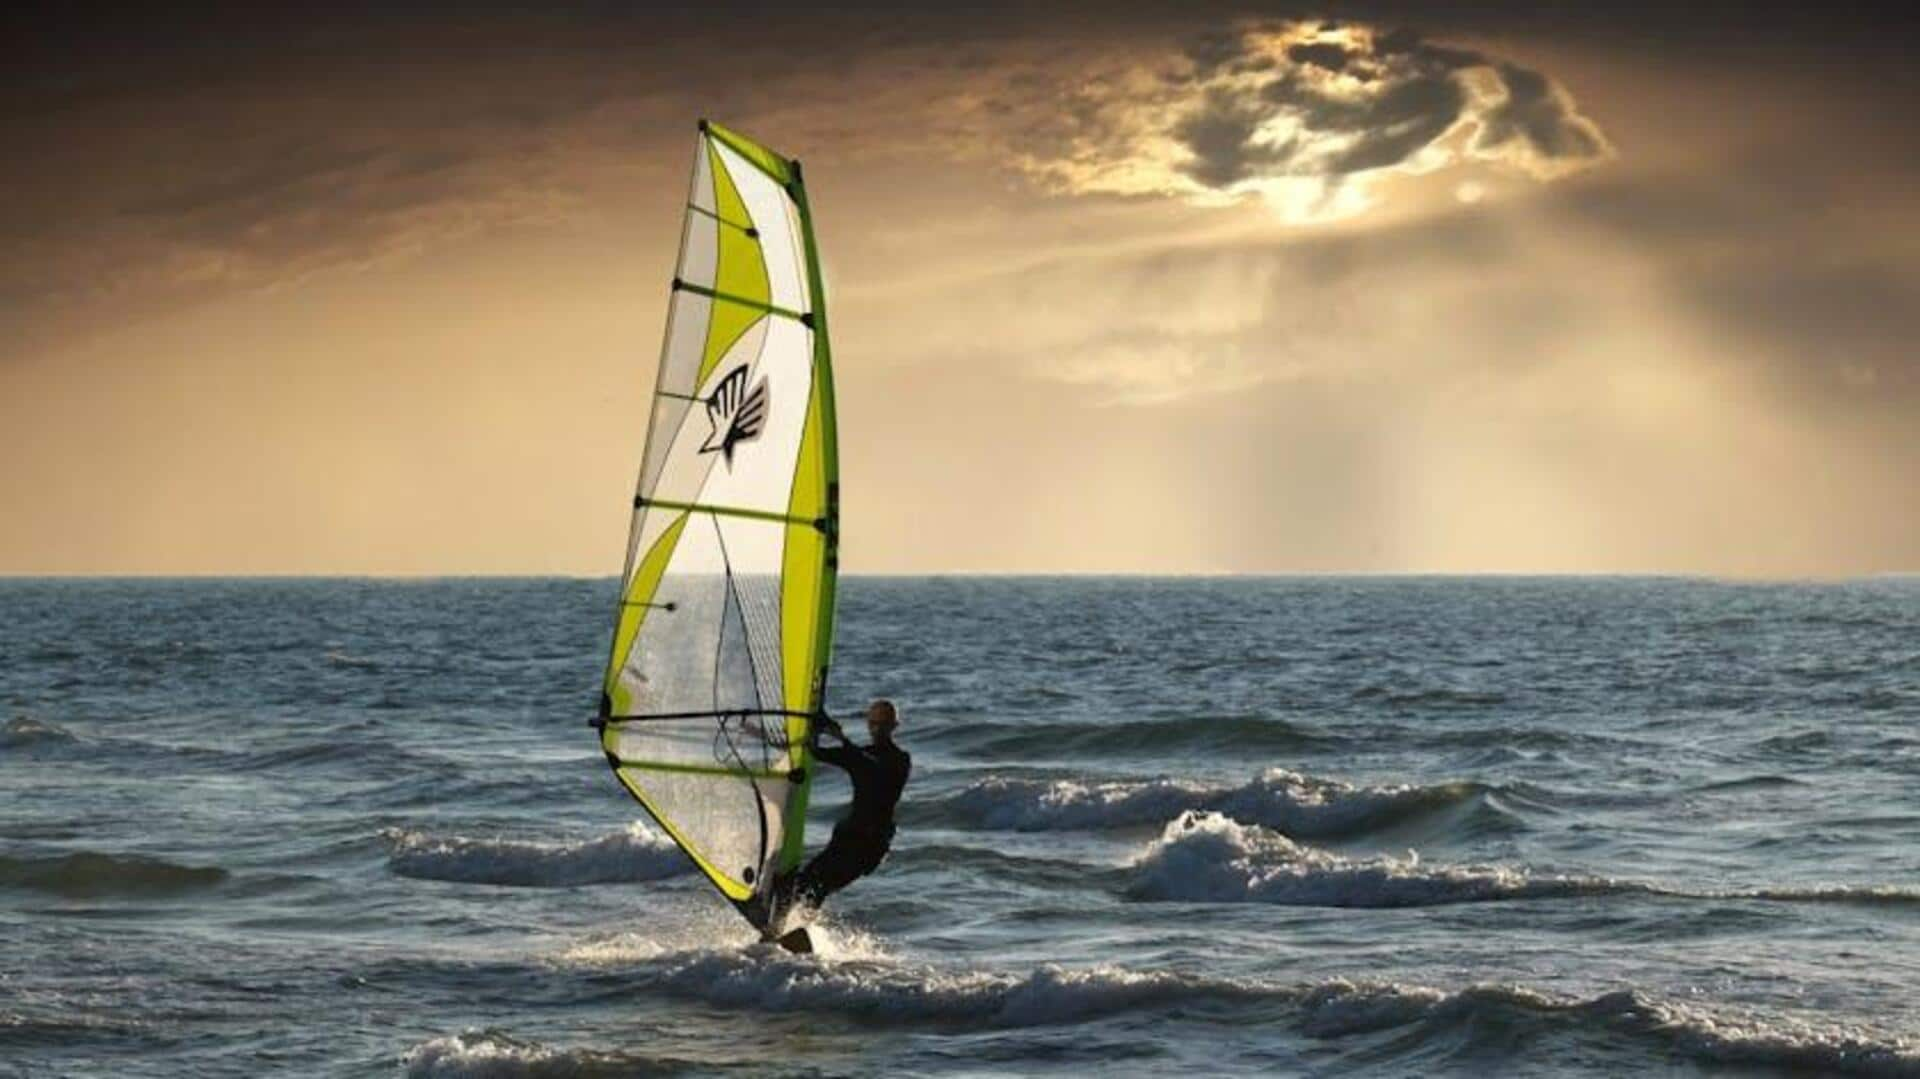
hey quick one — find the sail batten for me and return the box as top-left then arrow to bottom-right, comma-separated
599,121 -> 836,925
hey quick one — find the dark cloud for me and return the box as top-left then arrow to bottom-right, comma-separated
1164,23 -> 1609,194
1283,41 -> 1352,73
1261,66 -> 1467,174
1174,88 -> 1292,187
1475,62 -> 1608,166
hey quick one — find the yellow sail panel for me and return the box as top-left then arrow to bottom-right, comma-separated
781,385 -> 829,716
706,120 -> 793,186
598,121 -> 837,923
699,141 -> 771,384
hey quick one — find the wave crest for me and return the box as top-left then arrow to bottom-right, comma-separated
384,825 -> 688,887
644,951 -> 1271,1027
402,1030 -> 649,1078
588,947 -> 1920,1074
932,768 -> 1488,838
1128,811 -> 1625,907
1127,814 -> 1920,912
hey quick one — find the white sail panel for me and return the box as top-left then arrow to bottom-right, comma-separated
679,210 -> 718,290
598,120 -> 837,920
689,138 -> 716,215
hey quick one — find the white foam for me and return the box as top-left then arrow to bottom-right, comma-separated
641,950 -> 1267,1027
552,908 -> 894,972
943,768 -> 1478,837
384,823 -> 688,887
791,919 -> 895,963
1129,811 -> 1628,907
402,1030 -> 572,1078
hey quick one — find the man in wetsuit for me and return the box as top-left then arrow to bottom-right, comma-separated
770,699 -> 911,926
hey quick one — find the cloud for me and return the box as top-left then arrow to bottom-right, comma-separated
1473,62 -> 1609,175
0,40 -> 690,345
1172,87 -> 1290,187
996,20 -> 1611,220
1256,60 -> 1466,174
1285,40 -> 1355,74
0,7 -> 1619,343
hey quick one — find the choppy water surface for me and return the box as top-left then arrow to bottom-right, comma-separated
2,577 -> 1917,1076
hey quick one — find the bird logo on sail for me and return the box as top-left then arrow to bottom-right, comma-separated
699,365 -> 769,465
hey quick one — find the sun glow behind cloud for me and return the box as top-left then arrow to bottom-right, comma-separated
1002,21 -> 1609,224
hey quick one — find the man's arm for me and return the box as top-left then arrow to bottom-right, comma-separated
810,716 -> 859,771
812,739 -> 857,770
812,728 -> 886,787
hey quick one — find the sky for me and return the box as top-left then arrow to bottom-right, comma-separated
5,3 -> 1916,576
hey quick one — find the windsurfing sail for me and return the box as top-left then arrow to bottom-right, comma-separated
595,120 -> 838,928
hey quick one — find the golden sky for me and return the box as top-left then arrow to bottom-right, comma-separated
4,5 -> 1916,575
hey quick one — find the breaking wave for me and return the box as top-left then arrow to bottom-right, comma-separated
384,824 -> 689,887
1128,813 -> 1920,911
928,768 -> 1494,839
636,951 -> 1276,1027
574,948 -> 1920,1075
0,850 -> 229,899
1129,812 -> 1636,907
403,1030 -> 649,1078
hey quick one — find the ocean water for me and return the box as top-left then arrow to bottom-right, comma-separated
2,576 -> 1917,1077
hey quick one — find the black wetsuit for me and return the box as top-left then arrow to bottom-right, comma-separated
781,733 -> 911,911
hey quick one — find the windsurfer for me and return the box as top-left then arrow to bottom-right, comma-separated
763,699 -> 910,932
